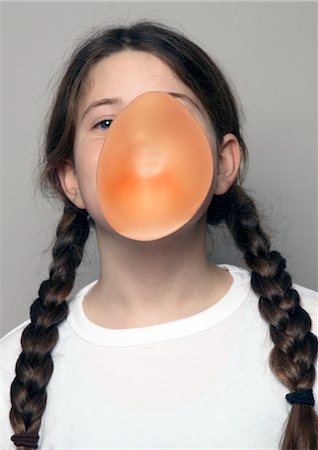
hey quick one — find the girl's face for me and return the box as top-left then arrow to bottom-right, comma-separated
60,50 -> 231,236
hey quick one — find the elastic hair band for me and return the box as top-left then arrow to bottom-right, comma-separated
11,433 -> 39,448
286,388 -> 315,406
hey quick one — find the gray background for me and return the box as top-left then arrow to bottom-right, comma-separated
1,1 -> 317,338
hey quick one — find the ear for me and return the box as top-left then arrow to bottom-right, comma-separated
56,160 -> 85,209
214,133 -> 241,195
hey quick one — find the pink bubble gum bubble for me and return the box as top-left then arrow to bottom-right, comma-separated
96,91 -> 213,241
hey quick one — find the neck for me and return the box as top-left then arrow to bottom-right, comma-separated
83,215 -> 232,328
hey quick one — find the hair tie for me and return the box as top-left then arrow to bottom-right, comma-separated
286,388 -> 315,406
11,433 -> 39,448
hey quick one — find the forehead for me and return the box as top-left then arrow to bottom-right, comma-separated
75,49 -> 214,146
79,50 -> 203,111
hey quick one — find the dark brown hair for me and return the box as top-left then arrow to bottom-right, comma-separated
10,19 -> 317,450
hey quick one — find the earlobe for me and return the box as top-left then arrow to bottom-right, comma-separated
57,161 -> 85,208
214,133 -> 241,195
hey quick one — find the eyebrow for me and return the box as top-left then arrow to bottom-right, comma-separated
81,97 -> 121,121
171,93 -> 201,112
81,92 -> 201,121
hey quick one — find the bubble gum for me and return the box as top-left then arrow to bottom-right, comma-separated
96,91 -> 213,241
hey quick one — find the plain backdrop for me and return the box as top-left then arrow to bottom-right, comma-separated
0,1 -> 317,337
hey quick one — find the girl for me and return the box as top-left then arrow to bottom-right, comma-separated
1,19 -> 317,450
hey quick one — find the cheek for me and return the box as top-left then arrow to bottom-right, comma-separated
73,136 -> 129,234
73,138 -> 103,209
192,111 -> 218,172
73,134 -> 127,233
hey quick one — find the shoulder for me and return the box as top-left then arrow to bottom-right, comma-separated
291,283 -> 318,411
222,264 -> 317,336
227,267 -> 318,408
228,265 -> 317,326
0,320 -> 30,376
1,322 -> 30,448
293,282 -> 317,335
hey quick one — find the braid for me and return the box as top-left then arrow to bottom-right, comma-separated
9,205 -> 90,450
209,185 -> 318,449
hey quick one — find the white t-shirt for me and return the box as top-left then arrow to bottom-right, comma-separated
1,264 -> 317,450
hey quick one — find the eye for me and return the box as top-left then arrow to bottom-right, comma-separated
94,119 -> 113,130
